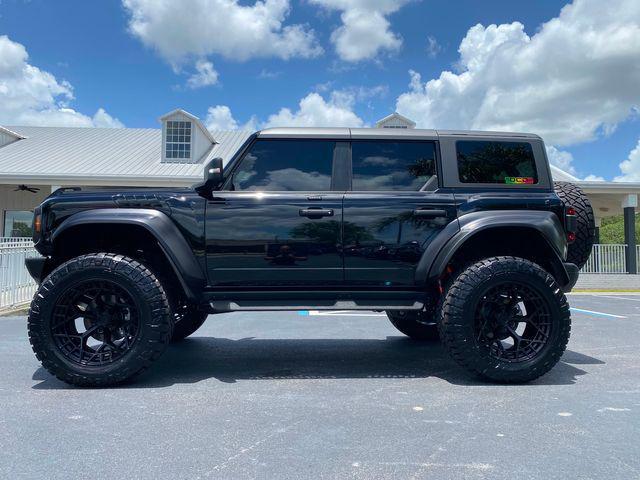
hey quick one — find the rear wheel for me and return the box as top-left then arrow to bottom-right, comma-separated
28,253 -> 173,387
554,181 -> 595,269
438,256 -> 571,383
386,310 -> 439,341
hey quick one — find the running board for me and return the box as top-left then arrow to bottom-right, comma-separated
205,291 -> 425,312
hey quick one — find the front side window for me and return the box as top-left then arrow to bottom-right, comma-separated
456,140 -> 538,184
165,120 -> 192,159
230,139 -> 335,191
4,210 -> 33,237
351,141 -> 436,191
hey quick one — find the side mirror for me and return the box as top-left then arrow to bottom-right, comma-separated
195,157 -> 223,197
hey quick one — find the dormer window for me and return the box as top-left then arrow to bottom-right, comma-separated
160,108 -> 217,163
165,120 -> 192,160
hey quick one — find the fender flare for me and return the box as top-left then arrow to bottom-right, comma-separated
416,210 -> 569,285
51,208 -> 206,299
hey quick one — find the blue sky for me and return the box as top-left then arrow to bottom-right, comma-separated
1,0 -> 639,181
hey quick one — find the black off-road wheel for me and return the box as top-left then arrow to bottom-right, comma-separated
438,256 -> 571,383
171,304 -> 208,342
386,310 -> 439,341
554,181 -> 595,269
27,253 -> 173,387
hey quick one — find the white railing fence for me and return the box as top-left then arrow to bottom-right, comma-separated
0,239 -> 39,310
580,244 -> 627,274
0,240 -> 637,310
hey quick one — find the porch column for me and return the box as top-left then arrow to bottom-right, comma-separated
622,194 -> 637,274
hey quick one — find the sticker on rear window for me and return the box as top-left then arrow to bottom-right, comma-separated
504,176 -> 535,185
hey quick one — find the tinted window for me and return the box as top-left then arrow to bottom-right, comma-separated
456,141 -> 538,184
231,139 -> 334,191
352,141 -> 436,191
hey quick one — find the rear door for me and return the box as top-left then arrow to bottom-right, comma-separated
205,138 -> 346,288
342,139 -> 457,288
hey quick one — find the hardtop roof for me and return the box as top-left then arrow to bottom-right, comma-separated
257,127 -> 541,141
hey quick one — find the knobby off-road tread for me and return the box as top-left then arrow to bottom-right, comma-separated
554,181 -> 595,269
28,253 -> 173,387
437,256 -> 571,383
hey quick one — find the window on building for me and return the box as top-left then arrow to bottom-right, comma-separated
3,210 -> 33,237
165,121 -> 192,160
230,139 -> 335,191
351,141 -> 436,191
456,140 -> 538,184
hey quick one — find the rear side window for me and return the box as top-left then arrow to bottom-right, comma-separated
231,139 -> 335,191
456,140 -> 538,184
351,141 -> 436,191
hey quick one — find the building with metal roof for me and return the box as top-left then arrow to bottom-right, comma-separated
1,109 -> 639,274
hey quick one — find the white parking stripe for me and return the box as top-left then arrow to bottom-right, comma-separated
597,295 -> 640,303
570,307 -> 627,319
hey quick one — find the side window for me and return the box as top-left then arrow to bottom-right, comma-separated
230,139 -> 335,191
351,141 -> 436,191
456,140 -> 538,184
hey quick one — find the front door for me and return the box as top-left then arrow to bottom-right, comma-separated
205,138 -> 345,288
342,139 -> 456,288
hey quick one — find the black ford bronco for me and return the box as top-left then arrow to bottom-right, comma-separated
25,128 -> 595,386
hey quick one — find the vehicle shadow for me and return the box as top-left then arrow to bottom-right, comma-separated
32,336 -> 603,389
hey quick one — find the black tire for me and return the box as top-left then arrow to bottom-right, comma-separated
171,306 -> 208,342
28,253 -> 173,387
438,256 -> 571,383
554,181 -> 595,269
386,310 -> 439,341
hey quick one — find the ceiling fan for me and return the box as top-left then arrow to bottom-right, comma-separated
14,185 -> 40,193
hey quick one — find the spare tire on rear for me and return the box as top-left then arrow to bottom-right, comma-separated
554,181 -> 595,269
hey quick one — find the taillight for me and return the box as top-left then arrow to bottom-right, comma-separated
33,214 -> 41,234
565,205 -> 577,243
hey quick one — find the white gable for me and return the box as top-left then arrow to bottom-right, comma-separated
160,109 -> 216,164
375,113 -> 416,129
0,126 -> 25,149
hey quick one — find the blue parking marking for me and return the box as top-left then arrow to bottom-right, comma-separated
570,307 -> 626,319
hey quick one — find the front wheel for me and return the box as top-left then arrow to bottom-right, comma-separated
438,256 -> 571,383
28,253 -> 173,387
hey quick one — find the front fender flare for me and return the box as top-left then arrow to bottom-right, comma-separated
416,210 -> 569,285
51,208 -> 206,299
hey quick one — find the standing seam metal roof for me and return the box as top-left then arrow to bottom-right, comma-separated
0,126 -> 252,182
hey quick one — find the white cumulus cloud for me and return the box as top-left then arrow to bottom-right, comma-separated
122,0 -> 322,65
396,0 -> 640,148
205,90 -> 365,133
309,0 -> 409,61
263,91 -> 364,127
186,60 -> 219,89
615,139 -> 640,182
0,35 -> 123,128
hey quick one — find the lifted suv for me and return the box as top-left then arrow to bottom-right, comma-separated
26,128 -> 594,386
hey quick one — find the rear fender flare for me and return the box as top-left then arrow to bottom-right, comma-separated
51,208 -> 205,299
416,210 -> 569,285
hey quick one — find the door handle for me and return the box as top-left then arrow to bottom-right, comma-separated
413,209 -> 448,218
299,208 -> 334,218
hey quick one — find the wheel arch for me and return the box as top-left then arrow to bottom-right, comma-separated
417,210 -> 572,288
49,208 -> 206,300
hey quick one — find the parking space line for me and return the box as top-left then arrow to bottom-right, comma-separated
569,307 -> 627,319
597,295 -> 640,303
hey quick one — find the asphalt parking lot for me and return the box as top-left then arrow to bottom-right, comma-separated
1,293 -> 639,480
